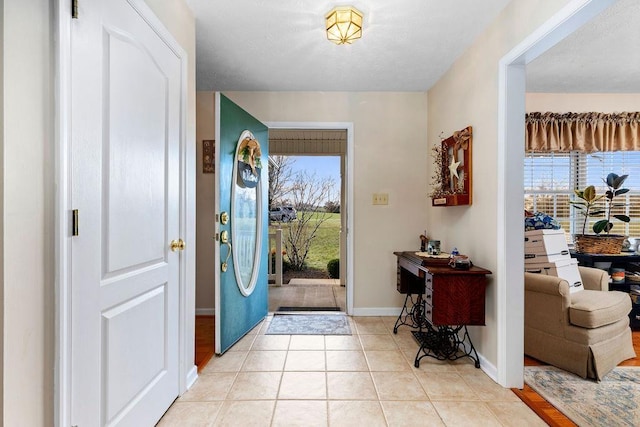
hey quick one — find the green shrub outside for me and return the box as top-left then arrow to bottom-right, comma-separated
327,258 -> 339,278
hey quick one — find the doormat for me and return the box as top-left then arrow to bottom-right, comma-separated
524,365 -> 640,427
277,306 -> 341,312
266,314 -> 351,335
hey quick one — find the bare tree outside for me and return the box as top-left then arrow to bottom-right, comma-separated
283,171 -> 336,271
268,156 -> 295,208
268,155 -> 340,273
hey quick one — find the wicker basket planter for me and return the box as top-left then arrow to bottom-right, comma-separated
573,234 -> 626,254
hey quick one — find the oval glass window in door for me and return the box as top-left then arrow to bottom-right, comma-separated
231,130 -> 263,296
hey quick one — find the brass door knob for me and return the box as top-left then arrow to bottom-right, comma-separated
220,211 -> 229,225
170,239 -> 185,252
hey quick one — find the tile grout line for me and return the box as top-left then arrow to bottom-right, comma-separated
164,317 -> 547,426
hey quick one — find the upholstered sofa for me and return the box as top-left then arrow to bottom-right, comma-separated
524,266 -> 636,380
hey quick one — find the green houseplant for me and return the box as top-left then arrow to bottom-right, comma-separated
570,172 -> 631,253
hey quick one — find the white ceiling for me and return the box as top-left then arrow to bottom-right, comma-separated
186,0 -> 512,91
526,0 -> 640,93
186,0 -> 638,93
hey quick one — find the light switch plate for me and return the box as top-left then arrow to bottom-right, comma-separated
372,193 -> 389,205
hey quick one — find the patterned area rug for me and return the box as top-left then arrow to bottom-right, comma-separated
524,366 -> 640,426
266,314 -> 351,335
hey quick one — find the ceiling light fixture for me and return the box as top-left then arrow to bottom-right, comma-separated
325,6 -> 363,45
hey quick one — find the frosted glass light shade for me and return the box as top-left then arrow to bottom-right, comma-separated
325,6 -> 363,45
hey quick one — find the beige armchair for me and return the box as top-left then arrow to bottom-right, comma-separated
524,266 -> 636,380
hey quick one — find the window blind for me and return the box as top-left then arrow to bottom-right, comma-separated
525,151 -> 640,238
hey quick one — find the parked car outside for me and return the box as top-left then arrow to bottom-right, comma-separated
282,206 -> 297,221
269,207 -> 285,222
269,206 -> 297,222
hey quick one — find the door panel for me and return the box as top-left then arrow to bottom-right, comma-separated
103,285 -> 166,420
215,94 -> 269,353
70,1 -> 181,425
104,30 -> 168,274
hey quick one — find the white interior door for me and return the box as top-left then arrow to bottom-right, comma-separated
70,1 -> 182,425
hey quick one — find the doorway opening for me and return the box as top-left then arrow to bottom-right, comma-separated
266,128 -> 347,313
498,0 -> 617,387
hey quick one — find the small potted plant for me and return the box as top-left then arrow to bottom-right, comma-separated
570,172 -> 631,254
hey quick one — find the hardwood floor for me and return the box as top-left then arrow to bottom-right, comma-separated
512,330 -> 640,426
195,315 -> 214,373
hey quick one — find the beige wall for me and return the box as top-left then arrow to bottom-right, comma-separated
426,0 -> 573,368
195,92 -> 216,311
205,92 -> 430,312
527,93 -> 640,112
0,0 -> 5,421
3,1 -> 54,424
1,1 -> 195,424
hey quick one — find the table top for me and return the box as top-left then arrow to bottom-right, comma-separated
394,251 -> 492,275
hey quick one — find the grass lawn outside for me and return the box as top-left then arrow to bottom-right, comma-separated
269,212 -> 340,272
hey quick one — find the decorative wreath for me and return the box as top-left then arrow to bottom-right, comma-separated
238,136 -> 262,176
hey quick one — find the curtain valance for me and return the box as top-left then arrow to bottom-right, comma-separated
525,112 -> 640,152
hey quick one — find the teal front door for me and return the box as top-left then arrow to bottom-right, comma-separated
214,93 -> 269,353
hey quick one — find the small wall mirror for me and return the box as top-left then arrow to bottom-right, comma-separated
231,130 -> 263,296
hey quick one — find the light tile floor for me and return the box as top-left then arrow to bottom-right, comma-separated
158,316 -> 545,427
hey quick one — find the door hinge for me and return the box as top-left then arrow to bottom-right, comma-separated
72,0 -> 78,19
72,209 -> 79,236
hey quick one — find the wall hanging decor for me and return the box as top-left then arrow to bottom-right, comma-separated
202,139 -> 215,173
430,126 -> 472,207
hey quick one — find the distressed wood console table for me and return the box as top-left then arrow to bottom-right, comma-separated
393,251 -> 491,368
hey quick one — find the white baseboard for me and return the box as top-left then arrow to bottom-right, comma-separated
478,353 -> 498,383
351,307 -> 402,317
195,308 -> 215,316
184,365 -> 198,392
